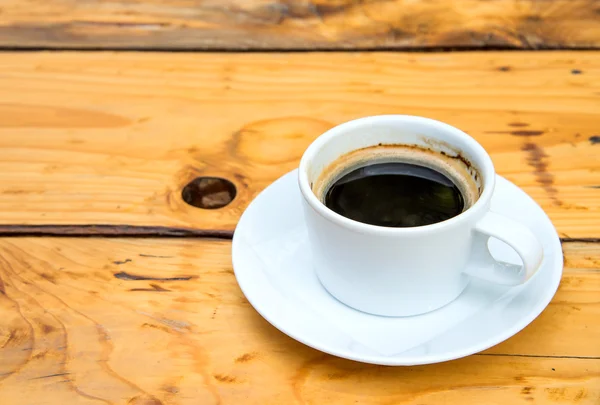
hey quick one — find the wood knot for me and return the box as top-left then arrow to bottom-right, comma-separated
181,177 -> 236,209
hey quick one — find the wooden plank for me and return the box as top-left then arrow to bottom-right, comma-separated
0,239 -> 598,404
0,51 -> 599,237
0,0 -> 599,50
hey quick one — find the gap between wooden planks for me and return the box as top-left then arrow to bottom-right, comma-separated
0,0 -> 599,50
0,51 -> 598,238
0,238 -> 598,405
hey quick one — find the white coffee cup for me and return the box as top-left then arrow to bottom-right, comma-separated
298,115 -> 544,317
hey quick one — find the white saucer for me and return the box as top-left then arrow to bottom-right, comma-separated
232,170 -> 562,365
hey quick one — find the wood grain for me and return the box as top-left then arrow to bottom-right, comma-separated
0,238 -> 598,405
0,51 -> 599,237
1,0 -> 599,50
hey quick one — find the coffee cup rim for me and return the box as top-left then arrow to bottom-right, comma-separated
298,115 -> 496,235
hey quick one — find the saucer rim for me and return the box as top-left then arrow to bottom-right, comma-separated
232,170 -> 563,365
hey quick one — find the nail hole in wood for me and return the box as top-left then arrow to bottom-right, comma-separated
182,177 -> 236,209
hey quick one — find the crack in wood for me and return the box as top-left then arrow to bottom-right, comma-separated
113,259 -> 132,265
138,254 -> 174,258
0,225 -> 233,239
129,283 -> 171,292
0,225 -> 597,242
114,272 -> 195,281
1,46 -> 599,53
29,372 -> 71,380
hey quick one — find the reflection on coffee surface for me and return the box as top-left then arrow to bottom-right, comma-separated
325,162 -> 464,227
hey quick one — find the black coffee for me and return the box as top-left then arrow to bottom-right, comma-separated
324,162 -> 464,227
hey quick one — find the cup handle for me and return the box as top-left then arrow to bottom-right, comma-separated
464,211 -> 544,285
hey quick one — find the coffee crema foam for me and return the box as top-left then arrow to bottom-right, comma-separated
313,144 -> 481,211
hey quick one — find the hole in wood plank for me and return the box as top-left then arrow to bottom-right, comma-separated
181,177 -> 236,209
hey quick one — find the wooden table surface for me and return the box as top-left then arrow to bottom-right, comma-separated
0,1 -> 599,404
